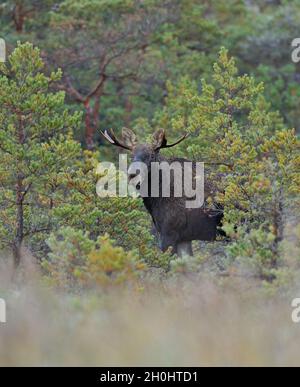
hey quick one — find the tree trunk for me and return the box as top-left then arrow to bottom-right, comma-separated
13,4 -> 25,33
84,91 -> 102,149
93,90 -> 101,130
14,173 -> 24,268
13,112 -> 26,268
124,96 -> 133,127
13,243 -> 22,269
271,191 -> 284,270
84,99 -> 95,150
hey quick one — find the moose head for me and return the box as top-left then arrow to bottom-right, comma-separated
101,128 -> 189,185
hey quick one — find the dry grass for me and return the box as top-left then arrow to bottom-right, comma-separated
1,255 -> 300,367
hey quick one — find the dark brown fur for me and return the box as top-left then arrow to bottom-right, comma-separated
101,128 -> 223,256
141,152 -> 223,255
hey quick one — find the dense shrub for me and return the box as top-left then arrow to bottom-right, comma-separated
154,48 -> 300,281
43,227 -> 146,290
1,42 -> 299,290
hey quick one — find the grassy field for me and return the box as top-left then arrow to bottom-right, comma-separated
1,254 -> 300,367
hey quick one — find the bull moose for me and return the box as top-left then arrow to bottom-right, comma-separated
101,128 -> 224,256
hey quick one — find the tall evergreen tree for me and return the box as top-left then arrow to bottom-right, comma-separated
0,42 -> 81,266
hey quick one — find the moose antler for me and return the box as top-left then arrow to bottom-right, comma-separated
100,129 -> 132,151
153,129 -> 189,150
162,132 -> 189,148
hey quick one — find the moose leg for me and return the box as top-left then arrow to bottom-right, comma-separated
151,222 -> 160,244
177,241 -> 193,257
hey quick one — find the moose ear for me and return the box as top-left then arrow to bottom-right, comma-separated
152,129 -> 167,150
122,128 -> 138,148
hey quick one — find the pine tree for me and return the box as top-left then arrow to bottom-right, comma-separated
156,48 -> 300,280
0,42 -> 81,266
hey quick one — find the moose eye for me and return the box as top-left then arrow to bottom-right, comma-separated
133,153 -> 148,163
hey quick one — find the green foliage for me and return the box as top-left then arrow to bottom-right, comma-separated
0,4 -> 299,292
0,42 -> 82,262
47,149 -> 172,269
156,48 -> 300,281
43,227 -> 145,290
235,0 -> 300,132
2,0 -> 300,143
0,42 -> 171,271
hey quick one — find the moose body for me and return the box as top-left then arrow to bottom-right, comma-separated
102,128 -> 223,256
